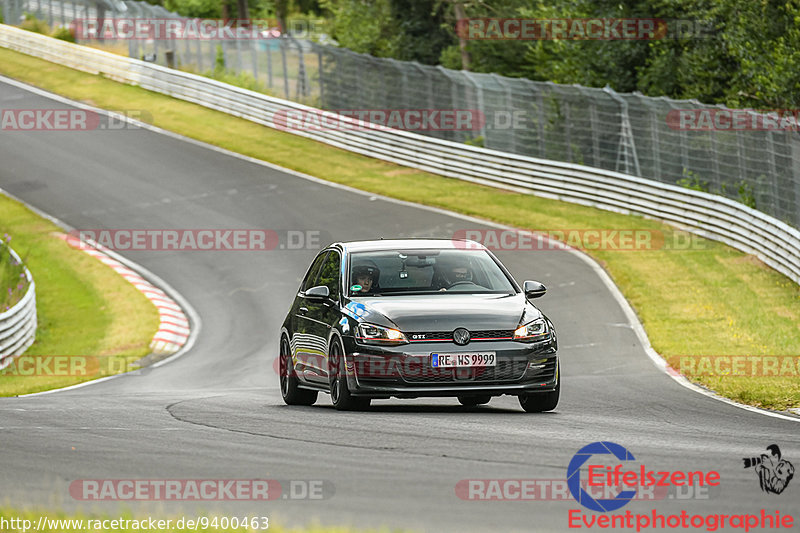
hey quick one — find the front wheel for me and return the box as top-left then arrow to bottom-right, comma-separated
519,365 -> 560,413
279,336 -> 317,406
329,338 -> 370,411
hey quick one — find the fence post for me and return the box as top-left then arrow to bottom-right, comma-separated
766,130 -> 779,214
649,102 -> 661,180
279,37 -> 289,99
250,37 -> 257,84
235,34 -> 242,72
793,137 -> 800,227
461,71 -> 486,145
194,37 -> 202,71
585,88 -> 601,168
266,38 -> 273,88
317,46 -> 324,106
293,37 -> 307,100
604,86 -> 641,176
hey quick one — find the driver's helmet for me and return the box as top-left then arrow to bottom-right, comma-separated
439,260 -> 473,285
351,260 -> 380,291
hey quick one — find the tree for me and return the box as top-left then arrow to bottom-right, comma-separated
319,0 -> 399,57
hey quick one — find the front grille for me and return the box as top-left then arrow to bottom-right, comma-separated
399,359 -> 528,384
407,329 -> 515,342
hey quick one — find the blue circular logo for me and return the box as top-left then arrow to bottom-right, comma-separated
567,441 -> 637,512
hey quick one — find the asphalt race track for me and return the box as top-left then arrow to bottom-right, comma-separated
1,78 -> 798,532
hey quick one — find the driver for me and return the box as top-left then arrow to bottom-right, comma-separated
444,265 -> 472,283
351,262 -> 380,294
437,261 -> 474,289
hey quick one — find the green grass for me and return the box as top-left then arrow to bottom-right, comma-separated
0,508 -> 385,533
0,194 -> 160,395
0,45 -> 798,409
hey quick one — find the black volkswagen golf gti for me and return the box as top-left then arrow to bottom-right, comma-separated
279,239 -> 559,412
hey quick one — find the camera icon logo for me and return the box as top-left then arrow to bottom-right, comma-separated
743,444 -> 794,495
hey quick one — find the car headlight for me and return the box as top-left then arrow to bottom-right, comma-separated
513,318 -> 549,342
356,323 -> 409,345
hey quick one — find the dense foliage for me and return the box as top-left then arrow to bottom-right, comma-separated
143,0 -> 800,107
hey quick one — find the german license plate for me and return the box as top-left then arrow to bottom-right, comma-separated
431,352 -> 496,368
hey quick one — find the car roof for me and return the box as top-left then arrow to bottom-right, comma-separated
333,239 -> 487,253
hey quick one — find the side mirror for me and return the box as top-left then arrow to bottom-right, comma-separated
523,280 -> 547,299
304,285 -> 330,299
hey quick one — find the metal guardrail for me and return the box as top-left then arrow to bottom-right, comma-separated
0,242 -> 37,366
1,23 -> 798,285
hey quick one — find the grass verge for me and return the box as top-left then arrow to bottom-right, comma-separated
0,45 -> 798,409
0,193 -> 160,395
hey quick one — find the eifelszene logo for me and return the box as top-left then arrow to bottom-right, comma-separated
566,441 -> 721,512
567,441 -> 638,512
743,444 -> 794,495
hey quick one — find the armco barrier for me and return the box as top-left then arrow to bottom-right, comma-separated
1,24 -> 798,285
0,242 -> 36,367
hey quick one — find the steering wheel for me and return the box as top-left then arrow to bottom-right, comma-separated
446,281 -> 475,289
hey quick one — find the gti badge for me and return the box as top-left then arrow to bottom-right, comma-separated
453,328 -> 471,346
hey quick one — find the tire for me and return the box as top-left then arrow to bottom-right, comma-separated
279,335 -> 317,406
519,364 -> 560,413
458,395 -> 491,407
329,337 -> 370,411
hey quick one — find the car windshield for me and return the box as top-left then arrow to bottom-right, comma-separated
348,249 -> 516,296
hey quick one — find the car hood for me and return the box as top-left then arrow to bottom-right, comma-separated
344,293 -> 542,332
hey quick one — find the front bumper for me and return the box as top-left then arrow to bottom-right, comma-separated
341,336 -> 558,398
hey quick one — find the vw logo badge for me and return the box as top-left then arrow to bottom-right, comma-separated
453,328 -> 471,346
